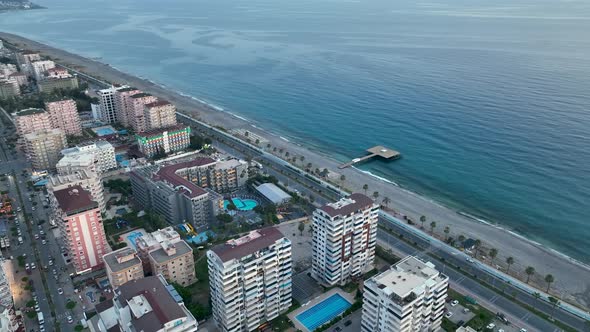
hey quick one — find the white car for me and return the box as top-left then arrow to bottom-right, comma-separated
58,288 -> 63,294
42,239 -> 47,245
31,263 -> 36,269
444,312 -> 453,318
519,329 -> 527,332
52,269 -> 57,275
32,207 -> 35,211
48,260 -> 53,266
498,329 -> 505,332
34,234 -> 39,240
66,316 -> 73,324
450,300 -> 459,306
487,323 -> 496,329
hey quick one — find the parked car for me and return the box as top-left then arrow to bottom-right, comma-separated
450,300 -> 459,306
486,323 -> 496,330
445,312 -> 453,318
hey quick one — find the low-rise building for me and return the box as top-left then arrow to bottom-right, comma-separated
13,108 -> 52,138
134,227 -> 196,286
59,141 -> 117,175
89,275 -> 198,332
24,129 -> 67,170
37,75 -> 79,93
135,125 -> 191,158
312,193 -> 379,286
207,227 -> 293,332
0,305 -> 19,332
129,159 -> 223,229
361,256 -> 449,332
103,247 -> 144,289
45,99 -> 83,136
51,185 -> 110,273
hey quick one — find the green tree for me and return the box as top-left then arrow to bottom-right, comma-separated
473,239 -> 482,258
429,221 -> 436,235
525,266 -> 535,284
545,274 -> 555,293
66,301 -> 77,309
300,155 -> 305,165
372,191 -> 379,200
458,234 -> 465,243
306,162 -> 312,170
362,184 -> 368,195
298,222 -> 305,236
506,256 -> 515,273
266,143 -> 271,149
382,197 -> 391,208
489,248 -> 498,264
443,226 -> 450,241
339,174 -> 346,187
420,215 -> 427,229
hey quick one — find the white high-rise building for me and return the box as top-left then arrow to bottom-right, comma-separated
361,256 -> 449,332
59,141 -> 117,175
0,261 -> 13,308
207,227 -> 293,332
312,193 -> 378,286
97,86 -> 118,123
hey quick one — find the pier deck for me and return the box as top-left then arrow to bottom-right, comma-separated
338,145 -> 400,169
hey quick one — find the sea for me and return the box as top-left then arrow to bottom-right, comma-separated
2,0 -> 589,263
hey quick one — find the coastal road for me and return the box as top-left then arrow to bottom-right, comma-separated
378,213 -> 590,331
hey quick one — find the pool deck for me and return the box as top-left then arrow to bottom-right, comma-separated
288,288 -> 355,332
119,228 -> 147,249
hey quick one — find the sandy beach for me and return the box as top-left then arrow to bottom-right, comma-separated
2,31 -> 589,309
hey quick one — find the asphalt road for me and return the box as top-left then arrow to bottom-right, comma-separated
0,118 -> 81,332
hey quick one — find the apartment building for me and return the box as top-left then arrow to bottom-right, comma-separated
103,247 -> 144,289
207,227 -> 293,332
48,169 -> 106,213
37,75 -> 79,93
88,276 -> 198,332
31,60 -> 55,81
0,78 -> 19,98
16,51 -> 41,76
0,63 -> 17,77
129,160 -> 222,229
97,86 -> 119,124
144,100 -> 177,130
8,72 -> 27,86
312,193 -> 379,286
135,125 -> 191,158
115,86 -> 140,126
0,262 -> 12,308
128,93 -> 157,133
168,157 -> 248,194
23,129 -> 67,171
0,305 -> 19,332
45,99 -> 83,136
134,227 -> 196,286
59,141 -> 117,175
361,256 -> 449,332
51,185 -> 110,273
13,108 -> 52,137
46,67 -> 70,78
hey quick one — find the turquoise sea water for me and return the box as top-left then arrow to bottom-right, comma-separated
2,0 -> 589,262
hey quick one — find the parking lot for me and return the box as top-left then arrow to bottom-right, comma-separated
445,300 -> 475,326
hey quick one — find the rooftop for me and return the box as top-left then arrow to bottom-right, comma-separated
116,276 -> 186,332
256,182 -> 291,205
148,240 -> 192,264
137,124 -> 189,138
319,193 -> 375,217
371,256 -> 440,298
14,108 -> 46,116
117,87 -> 137,93
145,100 -> 173,108
53,185 -> 98,215
103,247 -> 142,273
210,227 -> 285,263
153,158 -> 216,198
130,92 -> 152,99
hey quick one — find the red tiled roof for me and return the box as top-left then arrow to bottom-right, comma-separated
145,100 -> 173,108
153,158 -> 216,198
211,227 -> 286,263
320,193 -> 375,217
53,185 -> 98,215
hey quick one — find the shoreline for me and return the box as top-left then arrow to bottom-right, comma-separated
1,31 -> 589,309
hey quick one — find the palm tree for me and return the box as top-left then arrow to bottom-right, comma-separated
506,256 -> 515,273
548,296 -> 560,319
300,156 -> 305,165
372,191 -> 379,200
279,148 -> 283,154
489,248 -> 498,264
443,226 -> 450,241
298,222 -> 305,236
339,174 -> 346,187
473,239 -> 481,258
273,147 -> 277,153
545,274 -> 555,293
429,221 -> 436,235
285,151 -> 290,158
266,143 -> 271,150
458,234 -> 466,243
525,266 -> 535,284
420,215 -> 426,229
306,162 -> 312,170
362,184 -> 368,195
382,197 -> 391,208
255,139 -> 260,145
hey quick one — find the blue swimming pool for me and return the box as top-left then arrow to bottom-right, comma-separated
125,231 -> 144,250
296,294 -> 352,331
224,198 -> 258,211
94,127 -> 116,136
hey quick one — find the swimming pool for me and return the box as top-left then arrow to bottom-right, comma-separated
94,127 -> 116,136
125,231 -> 144,250
224,198 -> 258,211
296,293 -> 352,331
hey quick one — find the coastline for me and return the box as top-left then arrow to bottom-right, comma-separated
1,31 -> 589,309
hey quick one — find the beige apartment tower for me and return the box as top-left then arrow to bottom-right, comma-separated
103,247 -> 144,289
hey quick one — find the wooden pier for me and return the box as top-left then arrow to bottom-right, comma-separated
338,145 -> 400,169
